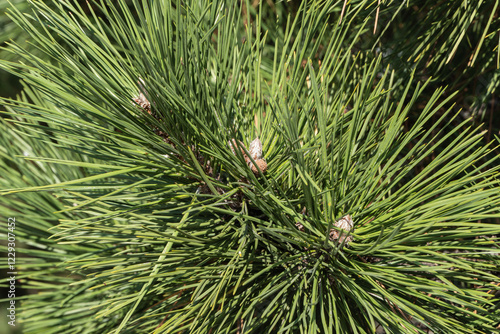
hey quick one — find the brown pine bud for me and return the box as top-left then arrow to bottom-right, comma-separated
228,139 -> 247,158
329,214 -> 354,245
250,159 -> 267,175
133,93 -> 151,113
229,137 -> 267,175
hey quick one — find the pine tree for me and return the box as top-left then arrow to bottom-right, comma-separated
1,1 -> 499,333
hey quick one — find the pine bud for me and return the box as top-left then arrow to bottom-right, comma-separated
250,158 -> 267,175
248,137 -> 262,160
228,137 -> 267,175
228,139 -> 247,158
133,93 -> 151,112
329,214 -> 354,245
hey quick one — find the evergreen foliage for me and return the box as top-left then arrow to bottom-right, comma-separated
1,1 -> 499,333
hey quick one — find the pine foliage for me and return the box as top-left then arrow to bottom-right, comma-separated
1,1 -> 499,333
